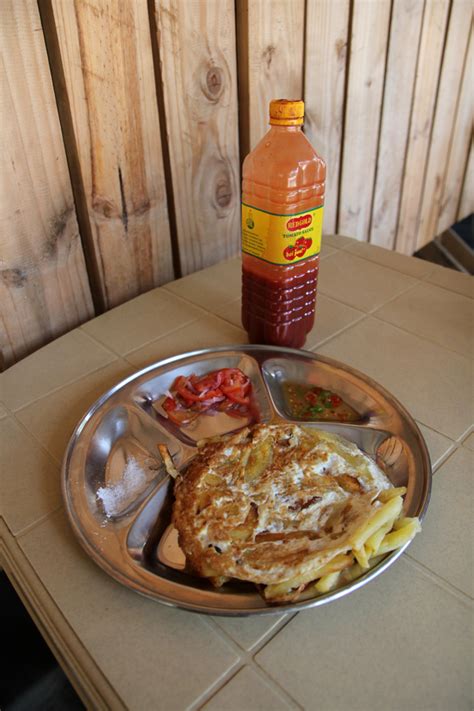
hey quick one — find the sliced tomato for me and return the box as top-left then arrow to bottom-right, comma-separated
166,408 -> 198,426
224,391 -> 250,406
162,396 -> 177,411
175,385 -> 207,403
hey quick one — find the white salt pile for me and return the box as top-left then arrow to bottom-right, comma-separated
97,456 -> 148,517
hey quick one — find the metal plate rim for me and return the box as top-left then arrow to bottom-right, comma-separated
61,344 -> 432,616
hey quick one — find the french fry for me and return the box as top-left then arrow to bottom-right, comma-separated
315,571 -> 340,593
310,553 -> 354,578
393,516 -> 420,531
350,496 -> 403,550
365,521 -> 393,557
377,519 -> 421,555
353,545 -> 370,569
157,444 -> 179,478
263,553 -> 351,600
377,486 -> 407,502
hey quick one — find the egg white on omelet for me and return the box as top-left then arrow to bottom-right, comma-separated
170,424 -> 397,601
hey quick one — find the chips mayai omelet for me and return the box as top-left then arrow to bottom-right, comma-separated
166,424 -> 420,603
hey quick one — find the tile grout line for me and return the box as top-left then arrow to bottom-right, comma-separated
344,247 -> 437,281
122,312 -> 247,362
318,274 -> 420,318
5,358 -> 128,416
402,554 -> 473,606
368,311 -> 473,361
13,504 -> 64,542
309,312 -> 368,352
161,284 -> 239,319
186,658 -> 245,711
195,614 -> 303,710
79,311 -> 204,359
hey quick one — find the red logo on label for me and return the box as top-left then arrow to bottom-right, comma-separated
287,214 -> 312,232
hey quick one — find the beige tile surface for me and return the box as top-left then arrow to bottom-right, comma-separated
18,509 -> 240,710
210,292 -> 364,348
417,423 -> 454,471
322,233 -> 355,249
164,258 -> 241,311
15,361 -> 136,465
0,402 -> 7,419
407,447 -> 473,597
212,299 -> 242,329
213,614 -> 288,652
306,295 -> 365,349
425,264 -> 474,299
319,241 -> 338,260
202,666 -> 292,711
318,317 -> 473,439
374,282 -> 473,357
0,418 -> 61,534
462,431 -> 474,451
2,331 -> 116,411
125,316 -> 248,369
257,559 -> 472,710
346,240 -> 435,279
318,251 -> 416,312
82,289 -> 204,356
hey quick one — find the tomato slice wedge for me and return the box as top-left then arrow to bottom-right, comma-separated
162,367 -> 254,425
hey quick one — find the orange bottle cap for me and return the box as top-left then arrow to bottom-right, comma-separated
269,99 -> 304,126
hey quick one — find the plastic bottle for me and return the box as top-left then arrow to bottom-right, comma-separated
241,99 -> 326,349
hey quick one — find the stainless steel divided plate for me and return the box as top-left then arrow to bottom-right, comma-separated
62,345 -> 431,616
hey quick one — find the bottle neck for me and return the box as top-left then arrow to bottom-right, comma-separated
268,124 -> 303,133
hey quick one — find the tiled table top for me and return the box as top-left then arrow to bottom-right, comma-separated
1,234 -> 473,710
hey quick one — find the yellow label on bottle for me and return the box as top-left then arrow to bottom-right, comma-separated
241,203 -> 323,265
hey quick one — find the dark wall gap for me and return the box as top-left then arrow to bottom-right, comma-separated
37,0 -> 106,313
335,0 -> 354,235
367,0 -> 394,245
147,0 -> 182,280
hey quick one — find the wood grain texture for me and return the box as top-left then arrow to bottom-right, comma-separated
304,0 -> 350,234
395,0 -> 450,254
369,0 -> 424,250
416,0 -> 472,250
0,0 -> 94,368
238,0 -> 305,152
154,0 -> 240,275
457,141 -> 473,222
437,31 -> 473,234
338,0 -> 391,241
51,0 -> 174,308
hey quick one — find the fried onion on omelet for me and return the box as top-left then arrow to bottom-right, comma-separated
166,424 -> 405,602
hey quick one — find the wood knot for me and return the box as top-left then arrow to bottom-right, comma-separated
1,268 -> 27,288
215,172 -> 232,208
202,65 -> 224,102
262,45 -> 276,70
92,196 -> 116,219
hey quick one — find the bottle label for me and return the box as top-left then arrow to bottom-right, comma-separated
241,203 -> 324,265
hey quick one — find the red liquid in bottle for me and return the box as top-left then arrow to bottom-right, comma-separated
241,100 -> 325,349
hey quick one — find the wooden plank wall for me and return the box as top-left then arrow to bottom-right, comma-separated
2,0 -> 473,367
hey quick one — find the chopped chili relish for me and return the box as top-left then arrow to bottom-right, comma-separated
162,368 -> 255,425
282,382 -> 359,422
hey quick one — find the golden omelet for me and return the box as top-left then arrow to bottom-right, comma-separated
168,424 -> 402,601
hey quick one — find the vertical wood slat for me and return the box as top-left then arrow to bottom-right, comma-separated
154,0 -> 240,276
338,0 -> 391,241
369,0 -> 424,250
0,0 -> 94,368
395,0 -> 450,255
237,0 -> 306,155
416,0 -> 471,250
457,142 -> 473,222
304,0 -> 350,234
437,31 -> 473,234
49,0 -> 174,309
